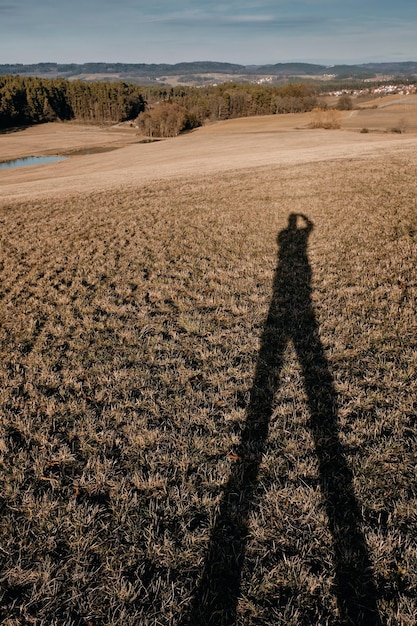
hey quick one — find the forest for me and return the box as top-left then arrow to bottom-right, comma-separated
0,75 -> 146,128
0,74 -> 318,135
136,82 -> 318,136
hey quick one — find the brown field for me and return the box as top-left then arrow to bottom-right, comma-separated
1,106 -> 417,201
0,122 -> 142,160
343,96 -> 417,133
1,111 -> 417,625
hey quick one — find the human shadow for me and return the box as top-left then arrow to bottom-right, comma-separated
181,214 -> 381,626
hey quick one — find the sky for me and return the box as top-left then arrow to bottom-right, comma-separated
1,0 -> 416,66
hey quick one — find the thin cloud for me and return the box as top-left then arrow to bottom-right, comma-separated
145,9 -> 326,30
221,15 -> 326,28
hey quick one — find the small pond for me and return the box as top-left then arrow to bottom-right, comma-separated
0,155 -> 68,169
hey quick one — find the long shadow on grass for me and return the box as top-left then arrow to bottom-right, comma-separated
182,213 -> 381,626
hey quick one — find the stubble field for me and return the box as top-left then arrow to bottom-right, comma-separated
1,110 -> 417,625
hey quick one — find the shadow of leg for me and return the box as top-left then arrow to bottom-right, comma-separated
294,322 -> 381,625
182,326 -> 287,626
181,214 -> 381,625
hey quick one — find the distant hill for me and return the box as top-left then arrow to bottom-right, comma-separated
1,61 -> 417,85
0,62 -> 243,79
244,63 -> 329,76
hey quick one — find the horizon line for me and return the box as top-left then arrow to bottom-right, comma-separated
1,59 -> 417,67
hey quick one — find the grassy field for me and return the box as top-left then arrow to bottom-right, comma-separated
1,113 -> 417,625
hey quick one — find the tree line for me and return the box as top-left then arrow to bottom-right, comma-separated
136,82 -> 318,136
0,75 -> 146,128
0,75 -> 318,135
141,82 -> 317,120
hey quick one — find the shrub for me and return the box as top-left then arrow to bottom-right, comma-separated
336,94 -> 353,110
391,118 -> 407,134
136,103 -> 201,137
309,108 -> 342,130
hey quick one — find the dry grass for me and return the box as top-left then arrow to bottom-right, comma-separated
309,109 -> 343,129
1,120 -> 417,625
342,95 -> 417,134
2,117 -> 417,203
0,122 -> 140,162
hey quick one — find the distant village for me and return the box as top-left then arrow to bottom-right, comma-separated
325,83 -> 417,97
246,76 -> 417,97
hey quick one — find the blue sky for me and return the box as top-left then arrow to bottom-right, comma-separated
1,0 -> 416,65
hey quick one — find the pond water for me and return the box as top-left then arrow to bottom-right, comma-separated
0,155 -> 68,169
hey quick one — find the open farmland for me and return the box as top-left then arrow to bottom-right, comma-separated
342,95 -> 417,134
1,111 -> 417,625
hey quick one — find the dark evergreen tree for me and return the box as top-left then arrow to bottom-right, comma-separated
0,75 -> 146,128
